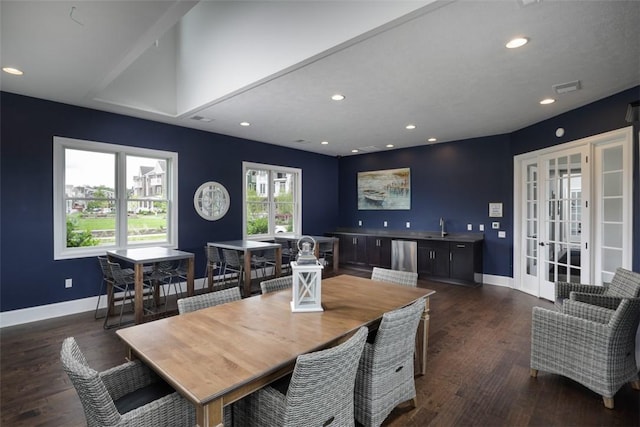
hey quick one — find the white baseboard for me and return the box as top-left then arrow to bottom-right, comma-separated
482,274 -> 513,288
0,277 -> 212,328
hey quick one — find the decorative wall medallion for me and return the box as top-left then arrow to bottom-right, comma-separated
194,181 -> 229,220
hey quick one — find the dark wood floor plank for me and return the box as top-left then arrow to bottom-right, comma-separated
1,267 -> 638,426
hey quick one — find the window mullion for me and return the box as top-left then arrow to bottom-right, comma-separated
116,151 -> 127,247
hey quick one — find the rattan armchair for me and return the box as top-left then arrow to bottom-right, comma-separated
531,298 -> 640,409
354,298 -> 426,426
260,276 -> 293,294
555,267 -> 640,310
60,337 -> 195,427
371,267 -> 418,287
232,326 -> 368,427
177,287 -> 241,314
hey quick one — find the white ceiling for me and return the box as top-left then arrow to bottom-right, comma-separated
2,0 -> 639,157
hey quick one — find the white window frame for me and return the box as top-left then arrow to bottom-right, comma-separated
53,136 -> 179,260
242,161 -> 302,240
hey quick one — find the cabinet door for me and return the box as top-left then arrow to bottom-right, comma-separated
337,235 -> 355,264
353,235 -> 368,264
367,237 -> 392,268
450,242 -> 474,282
418,241 -> 449,277
432,243 -> 450,277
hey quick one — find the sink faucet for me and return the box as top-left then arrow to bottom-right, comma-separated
440,217 -> 446,237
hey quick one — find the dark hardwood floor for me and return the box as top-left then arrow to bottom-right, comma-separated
1,267 -> 638,426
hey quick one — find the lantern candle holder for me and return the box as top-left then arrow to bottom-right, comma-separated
290,261 -> 324,312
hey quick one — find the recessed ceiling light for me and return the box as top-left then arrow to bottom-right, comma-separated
2,67 -> 23,75
351,149 -> 359,153
386,144 -> 394,148
321,141 -> 329,145
506,37 -> 529,49
331,94 -> 345,101
240,121 -> 250,126
405,124 -> 416,130
428,137 -> 437,142
540,98 -> 555,105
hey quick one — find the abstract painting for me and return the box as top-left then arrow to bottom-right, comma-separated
357,168 -> 410,210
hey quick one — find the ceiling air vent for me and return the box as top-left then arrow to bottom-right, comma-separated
357,146 -> 381,153
553,80 -> 581,95
190,115 -> 212,122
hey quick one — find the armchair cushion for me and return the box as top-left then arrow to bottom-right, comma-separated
114,379 -> 174,414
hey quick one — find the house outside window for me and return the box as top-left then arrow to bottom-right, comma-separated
243,162 -> 301,239
53,137 -> 178,260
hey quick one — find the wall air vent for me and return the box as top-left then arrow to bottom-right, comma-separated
553,80 -> 581,95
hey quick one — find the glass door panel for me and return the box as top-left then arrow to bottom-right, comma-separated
539,147 -> 589,300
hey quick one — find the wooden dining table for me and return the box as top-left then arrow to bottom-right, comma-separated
107,247 -> 195,324
207,240 -> 282,297
274,234 -> 340,273
116,274 -> 435,427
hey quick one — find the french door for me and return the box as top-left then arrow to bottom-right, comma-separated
521,147 -> 590,300
515,127 -> 632,300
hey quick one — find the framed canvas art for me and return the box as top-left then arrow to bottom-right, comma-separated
357,168 -> 410,210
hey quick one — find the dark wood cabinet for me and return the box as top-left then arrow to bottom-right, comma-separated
338,234 -> 367,265
449,242 -> 476,282
366,236 -> 391,268
418,241 -> 449,278
328,230 -> 482,286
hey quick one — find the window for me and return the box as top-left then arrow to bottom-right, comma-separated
243,162 -> 301,239
53,137 -> 178,259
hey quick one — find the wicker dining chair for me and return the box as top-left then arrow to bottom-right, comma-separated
177,287 -> 242,314
531,298 -> 640,409
232,327 -> 368,427
260,276 -> 293,294
60,337 -> 196,427
95,256 -> 134,320
354,297 -> 426,427
555,267 -> 640,310
371,267 -> 418,287
105,260 -> 154,329
204,245 -> 225,290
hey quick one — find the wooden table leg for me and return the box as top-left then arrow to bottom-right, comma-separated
187,257 -> 195,296
197,398 -> 224,427
275,246 -> 282,277
134,264 -> 144,324
415,297 -> 430,376
243,250 -> 252,297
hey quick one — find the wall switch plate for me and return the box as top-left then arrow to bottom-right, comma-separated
492,222 -> 500,229
406,222 -> 411,228
467,223 -> 472,231
65,278 -> 73,288
383,221 -> 388,227
479,224 -> 485,231
358,220 -> 362,226
498,231 -> 506,238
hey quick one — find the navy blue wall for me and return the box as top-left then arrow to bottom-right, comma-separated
0,92 -> 339,311
337,135 -> 513,277
337,86 -> 640,277
2,86 -> 638,312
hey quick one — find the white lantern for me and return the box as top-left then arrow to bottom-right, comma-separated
290,260 -> 324,312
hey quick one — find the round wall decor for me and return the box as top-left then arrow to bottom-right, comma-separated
193,181 -> 230,221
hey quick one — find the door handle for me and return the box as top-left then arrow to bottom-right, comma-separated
539,242 -> 546,246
